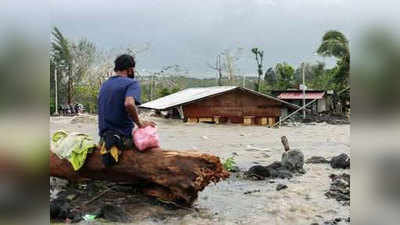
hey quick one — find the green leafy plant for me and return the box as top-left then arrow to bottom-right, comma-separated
223,156 -> 236,172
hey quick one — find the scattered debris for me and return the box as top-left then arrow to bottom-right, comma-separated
314,113 -> 350,125
82,214 -> 97,221
244,189 -> 260,195
330,153 -> 350,169
306,156 -> 330,164
276,184 -> 288,191
50,198 -> 72,221
288,113 -> 350,125
101,204 -> 129,223
310,216 -> 350,225
325,173 -> 350,206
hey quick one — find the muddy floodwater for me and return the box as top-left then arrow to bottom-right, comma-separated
50,115 -> 350,225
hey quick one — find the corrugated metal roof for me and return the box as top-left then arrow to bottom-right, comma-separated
278,92 -> 325,100
140,86 -> 301,110
139,86 -> 237,110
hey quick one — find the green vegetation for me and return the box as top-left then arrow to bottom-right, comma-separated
317,30 -> 350,108
222,156 -> 237,172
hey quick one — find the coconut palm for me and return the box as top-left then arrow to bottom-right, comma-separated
51,27 -> 74,104
317,30 -> 350,89
317,30 -> 350,113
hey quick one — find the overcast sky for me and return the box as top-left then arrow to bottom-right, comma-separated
50,0 -> 396,77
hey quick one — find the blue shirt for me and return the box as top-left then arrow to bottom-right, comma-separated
98,76 -> 141,137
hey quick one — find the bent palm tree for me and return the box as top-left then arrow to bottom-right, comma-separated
317,30 -> 350,112
51,27 -> 74,104
317,30 -> 350,88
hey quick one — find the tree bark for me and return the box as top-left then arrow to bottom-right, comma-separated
50,147 -> 229,206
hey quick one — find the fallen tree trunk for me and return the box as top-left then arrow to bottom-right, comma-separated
50,147 -> 229,206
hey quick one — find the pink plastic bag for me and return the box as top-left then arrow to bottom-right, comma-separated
132,126 -> 160,151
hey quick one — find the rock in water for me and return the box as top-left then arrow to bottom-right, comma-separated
101,205 -> 129,223
306,156 -> 330,164
325,173 -> 350,206
265,161 -> 282,170
276,184 -> 288,191
275,168 -> 293,179
246,165 -> 271,179
330,153 -> 350,169
281,149 -> 304,171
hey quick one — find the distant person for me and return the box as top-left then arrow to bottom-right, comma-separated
98,54 -> 155,166
74,103 -> 80,115
69,104 -> 75,115
57,105 -> 62,115
66,105 -> 71,115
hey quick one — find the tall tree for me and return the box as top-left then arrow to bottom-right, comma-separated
207,54 -> 223,86
51,27 -> 97,105
51,27 -> 74,104
317,30 -> 349,88
221,48 -> 242,85
251,48 -> 264,91
264,67 -> 276,85
317,30 -> 350,111
71,39 -> 96,84
275,62 -> 295,90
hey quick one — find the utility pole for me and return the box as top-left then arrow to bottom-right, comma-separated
302,62 -> 306,119
242,72 -> 245,88
217,54 -> 222,86
54,68 -> 59,116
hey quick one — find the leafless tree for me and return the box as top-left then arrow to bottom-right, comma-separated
207,54 -> 223,86
221,48 -> 243,85
251,48 -> 264,91
207,48 -> 242,86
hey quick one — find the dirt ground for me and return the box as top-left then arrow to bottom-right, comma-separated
50,115 -> 350,225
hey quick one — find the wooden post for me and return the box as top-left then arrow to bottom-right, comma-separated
281,136 -> 290,152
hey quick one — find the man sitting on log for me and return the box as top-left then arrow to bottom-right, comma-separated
98,54 -> 156,166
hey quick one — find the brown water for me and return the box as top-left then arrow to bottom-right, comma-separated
50,115 -> 350,225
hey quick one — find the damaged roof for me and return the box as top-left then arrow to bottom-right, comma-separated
278,92 -> 325,100
139,86 -> 299,110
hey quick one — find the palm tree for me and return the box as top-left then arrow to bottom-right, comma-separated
317,30 -> 350,89
317,30 -> 350,113
51,27 -> 73,104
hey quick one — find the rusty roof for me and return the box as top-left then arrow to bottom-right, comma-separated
278,92 -> 325,100
139,86 -> 300,110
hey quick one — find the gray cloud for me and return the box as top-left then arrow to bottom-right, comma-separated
51,0 -> 399,77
